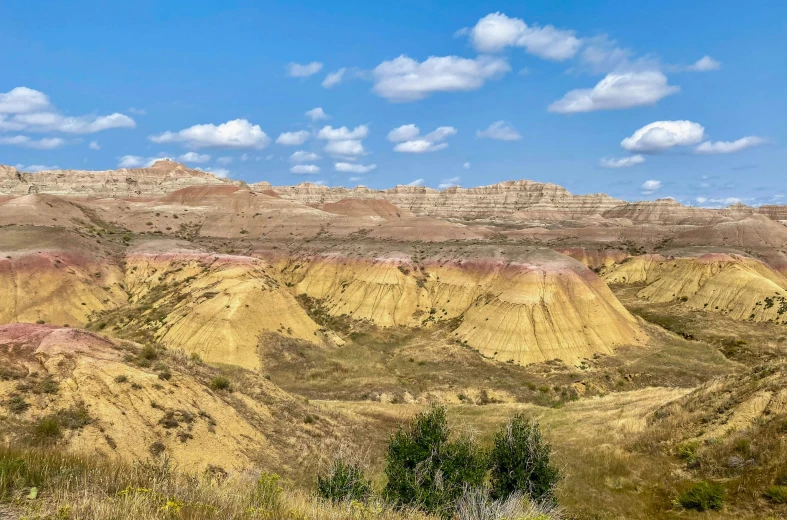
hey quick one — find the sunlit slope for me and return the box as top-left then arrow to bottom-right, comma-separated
283,249 -> 645,365
605,253 -> 787,323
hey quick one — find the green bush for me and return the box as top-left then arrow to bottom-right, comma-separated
488,415 -> 561,505
678,481 -> 725,511
209,376 -> 232,391
6,395 -> 30,414
384,405 -> 486,518
32,417 -> 61,441
317,458 -> 372,502
252,472 -> 282,511
764,485 -> 787,504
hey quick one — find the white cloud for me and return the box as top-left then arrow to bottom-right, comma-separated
695,197 -> 707,204
387,124 -> 420,142
373,55 -> 510,101
198,166 -> 230,178
88,140 -> 100,150
577,35 -> 632,74
324,140 -> 365,157
317,125 -> 369,140
599,155 -> 645,168
348,176 -> 363,182
477,120 -> 521,141
549,70 -> 679,113
694,136 -> 766,154
16,164 -> 59,172
463,162 -> 471,169
621,120 -> 705,153
641,179 -> 662,193
335,162 -> 377,173
286,62 -> 323,77
217,156 -> 234,164
686,56 -> 721,72
118,155 -> 145,168
0,87 -> 51,114
468,12 -> 580,61
128,107 -> 146,115
290,150 -> 321,162
178,152 -> 211,163
439,176 -> 461,189
322,68 -> 346,88
305,107 -> 329,121
290,164 -> 321,174
390,125 -> 456,153
406,179 -> 425,187
276,130 -> 310,146
0,135 -> 65,149
149,119 -> 270,149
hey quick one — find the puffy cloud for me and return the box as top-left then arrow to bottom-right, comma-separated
686,56 -> 721,72
476,120 -> 521,141
373,55 -> 510,101
0,135 -> 65,149
305,107 -> 329,121
317,125 -> 369,140
599,155 -> 645,168
276,130 -> 310,146
290,150 -> 321,162
641,179 -> 662,193
463,162 -> 471,169
217,156 -> 234,164
694,136 -> 765,154
549,71 -> 679,113
201,167 -> 230,178
117,155 -> 145,168
324,139 -> 365,157
335,162 -> 377,173
149,119 -> 270,149
286,62 -> 323,77
406,179 -> 425,187
178,152 -> 211,163
290,164 -> 321,174
322,68 -> 346,88
577,35 -> 632,74
468,12 -> 581,61
390,125 -> 456,153
0,87 -> 51,114
439,176 -> 461,189
621,120 -> 705,153
89,140 -> 100,150
387,124 -> 420,142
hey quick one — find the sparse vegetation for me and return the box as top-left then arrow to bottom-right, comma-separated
677,481 -> 725,511
317,457 -> 373,503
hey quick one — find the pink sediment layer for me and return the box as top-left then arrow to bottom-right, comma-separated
0,323 -> 114,354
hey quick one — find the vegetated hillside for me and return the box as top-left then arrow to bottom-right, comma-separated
0,323 -> 358,479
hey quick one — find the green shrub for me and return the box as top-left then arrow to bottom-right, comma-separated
384,405 -> 486,518
6,395 -> 30,414
676,441 -> 700,465
32,417 -> 61,441
764,485 -> 787,504
677,481 -> 725,511
488,415 -> 561,505
252,472 -> 282,511
209,376 -> 232,391
317,458 -> 372,502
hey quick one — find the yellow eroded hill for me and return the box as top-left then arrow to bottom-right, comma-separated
284,251 -> 644,365
604,253 -> 787,323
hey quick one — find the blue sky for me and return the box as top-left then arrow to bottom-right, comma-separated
1,0 -> 784,206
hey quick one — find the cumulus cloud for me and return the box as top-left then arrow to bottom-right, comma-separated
0,87 -> 51,114
200,167 -> 230,178
686,56 -> 721,72
390,125 -> 456,153
406,179 -> 425,187
549,70 -> 679,113
149,119 -> 270,149
178,152 -> 211,163
276,130 -> 310,146
335,162 -> 377,173
0,135 -> 65,149
641,179 -> 662,193
290,164 -> 321,174
621,120 -> 705,153
467,12 -> 580,61
439,176 -> 461,189
286,62 -> 323,77
117,155 -> 146,168
599,155 -> 645,168
577,35 -> 632,74
322,68 -> 346,88
373,55 -> 510,101
305,107 -> 329,121
694,136 -> 766,154
317,125 -> 369,141
463,162 -> 471,169
477,121 -> 521,141
89,140 -> 100,150
324,139 -> 365,157
290,150 -> 321,162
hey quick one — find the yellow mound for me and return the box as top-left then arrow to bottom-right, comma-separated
605,253 -> 787,323
123,251 -> 326,369
285,251 -> 644,365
